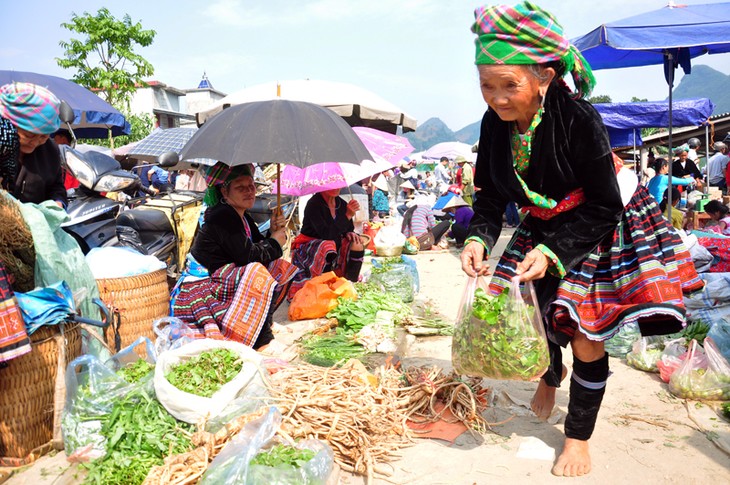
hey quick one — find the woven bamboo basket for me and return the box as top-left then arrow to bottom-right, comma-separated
96,268 -> 169,358
0,323 -> 82,465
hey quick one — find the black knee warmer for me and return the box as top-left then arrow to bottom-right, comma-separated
564,352 -> 610,441
345,250 -> 364,282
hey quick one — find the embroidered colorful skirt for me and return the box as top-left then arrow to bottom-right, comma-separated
489,185 -> 703,347
172,260 -> 297,347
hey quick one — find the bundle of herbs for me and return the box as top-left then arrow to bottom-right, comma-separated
452,287 -> 549,381
405,299 -> 454,336
165,348 -> 243,397
82,389 -> 193,485
299,329 -> 366,367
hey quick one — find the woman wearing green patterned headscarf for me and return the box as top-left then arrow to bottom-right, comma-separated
460,2 -> 702,477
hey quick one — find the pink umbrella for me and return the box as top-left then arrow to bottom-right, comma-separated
277,127 -> 413,196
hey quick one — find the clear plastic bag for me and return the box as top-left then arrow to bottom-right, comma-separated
153,316 -> 195,356
604,322 -> 641,358
708,318 -> 730,362
626,336 -> 665,373
370,266 -> 414,303
201,407 -> 334,485
452,276 -> 549,381
657,338 -> 689,383
63,338 -> 155,462
669,338 -> 730,400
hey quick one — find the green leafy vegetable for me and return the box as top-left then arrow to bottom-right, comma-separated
681,320 -> 710,345
453,287 -> 549,381
722,401 -> 730,419
81,389 -> 193,485
370,257 -> 403,275
300,329 -> 366,367
250,444 -> 316,468
327,284 -> 412,332
117,359 -> 154,384
166,348 -> 243,397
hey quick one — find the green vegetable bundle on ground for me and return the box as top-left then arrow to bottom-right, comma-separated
452,286 -> 549,381
300,329 -> 366,367
82,389 -> 193,485
165,348 -> 243,397
326,282 -> 412,332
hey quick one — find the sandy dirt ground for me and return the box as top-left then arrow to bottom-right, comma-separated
4,230 -> 730,484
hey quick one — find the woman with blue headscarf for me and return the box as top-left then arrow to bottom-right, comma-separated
0,82 -> 67,208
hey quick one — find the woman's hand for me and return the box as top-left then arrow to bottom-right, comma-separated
345,199 -> 360,219
345,231 -> 364,250
461,241 -> 490,277
515,248 -> 550,282
270,226 -> 287,247
270,213 -> 286,232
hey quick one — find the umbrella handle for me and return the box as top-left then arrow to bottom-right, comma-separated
276,163 -> 281,216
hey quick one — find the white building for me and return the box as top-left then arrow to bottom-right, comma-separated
128,73 -> 226,128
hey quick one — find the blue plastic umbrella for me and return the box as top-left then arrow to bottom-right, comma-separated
0,70 -> 130,138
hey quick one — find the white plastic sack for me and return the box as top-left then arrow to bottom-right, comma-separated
154,339 -> 267,424
373,223 -> 406,248
86,246 -> 166,279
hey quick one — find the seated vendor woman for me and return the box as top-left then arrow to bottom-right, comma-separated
172,163 -> 297,350
289,188 -> 365,299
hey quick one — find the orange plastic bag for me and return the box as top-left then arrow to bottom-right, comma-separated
288,272 -> 357,321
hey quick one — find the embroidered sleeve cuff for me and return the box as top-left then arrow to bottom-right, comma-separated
465,236 -> 490,257
536,244 -> 566,278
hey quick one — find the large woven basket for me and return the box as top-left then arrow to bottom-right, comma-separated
96,269 -> 169,358
0,323 -> 82,466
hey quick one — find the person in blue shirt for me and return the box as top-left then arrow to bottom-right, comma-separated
646,158 -> 693,204
148,165 -> 173,192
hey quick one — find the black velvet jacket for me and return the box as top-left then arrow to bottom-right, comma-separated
300,193 -> 354,245
190,203 -> 282,273
467,83 -> 624,274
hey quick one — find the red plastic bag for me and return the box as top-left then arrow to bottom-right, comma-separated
288,272 -> 356,321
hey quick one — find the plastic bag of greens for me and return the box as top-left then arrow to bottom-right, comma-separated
104,336 -> 156,385
452,276 -> 549,381
370,265 -> 414,303
604,322 -> 640,358
626,337 -> 665,373
669,337 -> 730,400
153,316 -> 196,356
62,354 -> 137,462
201,407 -> 334,485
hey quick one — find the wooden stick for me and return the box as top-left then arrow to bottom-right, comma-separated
276,163 -> 281,215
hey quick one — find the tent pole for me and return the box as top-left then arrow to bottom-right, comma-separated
633,128 -> 638,175
705,125 -> 710,194
667,52 -> 674,222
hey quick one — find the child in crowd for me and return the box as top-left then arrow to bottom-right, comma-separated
703,200 -> 730,235
660,187 -> 684,230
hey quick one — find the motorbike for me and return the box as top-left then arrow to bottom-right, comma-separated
60,145 -> 139,253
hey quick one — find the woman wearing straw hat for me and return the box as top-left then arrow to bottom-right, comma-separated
172,162 -> 298,351
461,2 -> 702,476
0,82 -> 67,208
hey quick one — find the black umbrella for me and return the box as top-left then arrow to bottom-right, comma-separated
179,99 -> 372,168
178,99 -> 373,209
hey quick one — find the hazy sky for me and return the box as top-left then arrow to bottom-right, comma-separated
4,0 -> 730,130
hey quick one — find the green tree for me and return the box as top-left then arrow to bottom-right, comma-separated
588,94 -> 612,104
56,7 -> 155,112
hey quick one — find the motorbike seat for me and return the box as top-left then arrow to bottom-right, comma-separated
117,208 -> 173,234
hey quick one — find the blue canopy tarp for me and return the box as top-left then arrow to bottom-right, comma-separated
594,98 -> 714,147
0,70 -> 130,138
572,2 -> 730,71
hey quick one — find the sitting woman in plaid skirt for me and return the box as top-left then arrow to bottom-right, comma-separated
172,163 -> 297,350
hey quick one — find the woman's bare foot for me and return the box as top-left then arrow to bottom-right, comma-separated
530,365 -> 568,420
552,438 -> 591,476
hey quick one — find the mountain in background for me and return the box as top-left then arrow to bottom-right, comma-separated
672,64 -> 730,115
405,64 -> 729,153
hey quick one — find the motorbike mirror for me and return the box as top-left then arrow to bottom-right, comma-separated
158,151 -> 179,168
59,101 -> 75,124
